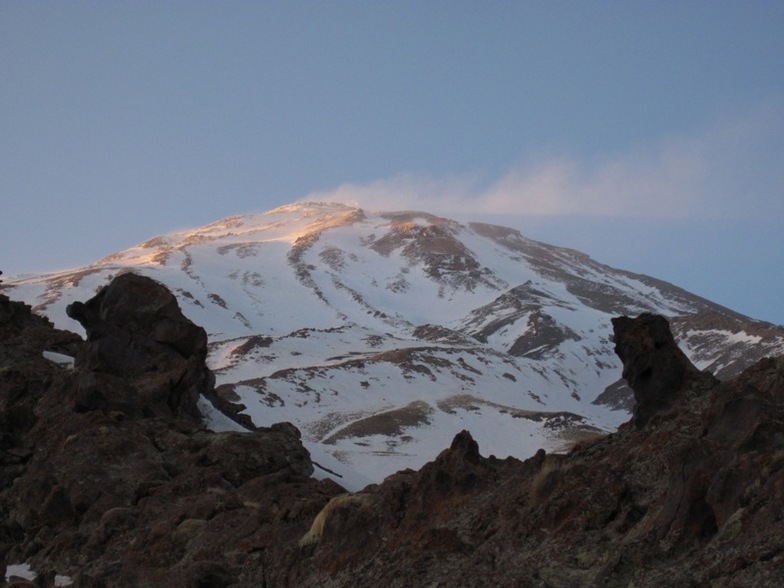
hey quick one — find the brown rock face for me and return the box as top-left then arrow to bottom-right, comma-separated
612,313 -> 717,427
66,272 -> 212,420
0,278 -> 335,586
3,287 -> 784,587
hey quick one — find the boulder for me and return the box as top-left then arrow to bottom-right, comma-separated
66,272 -> 212,420
611,313 -> 717,427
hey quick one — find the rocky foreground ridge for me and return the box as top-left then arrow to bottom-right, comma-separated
1,274 -> 783,586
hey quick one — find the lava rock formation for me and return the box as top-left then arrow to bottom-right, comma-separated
1,276 -> 783,587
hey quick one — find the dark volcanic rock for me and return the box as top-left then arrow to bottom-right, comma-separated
0,294 -> 82,465
612,313 -> 717,427
3,284 -> 784,587
0,278 -> 338,586
66,272 -> 213,420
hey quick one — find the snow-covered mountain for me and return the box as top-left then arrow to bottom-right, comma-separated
6,202 -> 784,489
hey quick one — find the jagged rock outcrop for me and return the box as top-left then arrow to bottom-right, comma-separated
65,273 -> 212,420
2,281 -> 783,587
0,294 -> 82,454
612,313 -> 718,427
0,276 -> 338,586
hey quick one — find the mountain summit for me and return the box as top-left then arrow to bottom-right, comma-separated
6,202 -> 784,486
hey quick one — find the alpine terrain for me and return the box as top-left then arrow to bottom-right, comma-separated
2,203 -> 784,586
5,201 -> 784,489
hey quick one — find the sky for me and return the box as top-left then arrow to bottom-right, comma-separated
2,2 -> 783,325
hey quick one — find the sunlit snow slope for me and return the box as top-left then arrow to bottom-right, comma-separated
7,202 -> 784,489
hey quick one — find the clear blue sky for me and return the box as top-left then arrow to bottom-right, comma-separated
2,2 -> 783,324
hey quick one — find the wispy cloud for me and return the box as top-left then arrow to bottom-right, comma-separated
307,97 -> 784,220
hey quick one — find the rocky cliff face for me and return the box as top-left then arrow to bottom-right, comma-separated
2,276 -> 783,586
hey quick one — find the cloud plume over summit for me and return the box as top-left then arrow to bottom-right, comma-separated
310,98 -> 784,221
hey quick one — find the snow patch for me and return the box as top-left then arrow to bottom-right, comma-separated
43,350 -> 75,369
